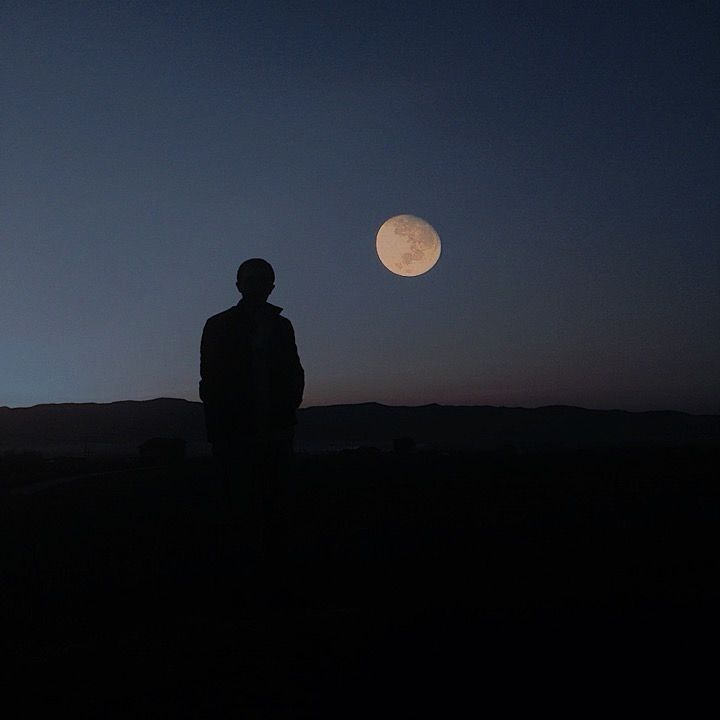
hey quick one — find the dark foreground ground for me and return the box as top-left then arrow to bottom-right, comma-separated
2,446 -> 718,716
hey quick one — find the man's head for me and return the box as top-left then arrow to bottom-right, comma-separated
236,258 -> 275,306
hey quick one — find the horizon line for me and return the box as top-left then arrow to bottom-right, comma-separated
1,396 -> 715,417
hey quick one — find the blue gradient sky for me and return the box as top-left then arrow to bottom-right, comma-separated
2,1 -> 718,412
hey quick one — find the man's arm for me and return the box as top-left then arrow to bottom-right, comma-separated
199,320 -> 213,403
284,320 -> 304,409
199,319 -> 223,443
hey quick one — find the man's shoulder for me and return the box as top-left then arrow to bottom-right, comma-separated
203,303 -> 291,329
203,306 -> 239,330
258,305 -> 295,337
265,306 -> 295,334
274,313 -> 295,334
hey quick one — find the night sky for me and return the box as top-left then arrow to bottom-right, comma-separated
2,1 -> 718,413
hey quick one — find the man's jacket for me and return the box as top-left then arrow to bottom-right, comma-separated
199,300 -> 304,442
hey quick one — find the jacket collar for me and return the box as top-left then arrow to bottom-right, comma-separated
235,300 -> 283,316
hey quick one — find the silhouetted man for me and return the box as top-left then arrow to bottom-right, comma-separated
200,258 -> 304,585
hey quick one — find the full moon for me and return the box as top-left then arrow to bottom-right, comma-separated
376,214 -> 441,277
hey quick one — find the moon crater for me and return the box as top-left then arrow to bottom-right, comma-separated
376,215 -> 441,277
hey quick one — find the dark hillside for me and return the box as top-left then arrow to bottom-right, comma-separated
1,399 -> 718,455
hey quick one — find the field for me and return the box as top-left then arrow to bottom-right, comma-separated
2,447 -> 718,714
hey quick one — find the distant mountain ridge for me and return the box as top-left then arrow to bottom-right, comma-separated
1,399 -> 718,456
